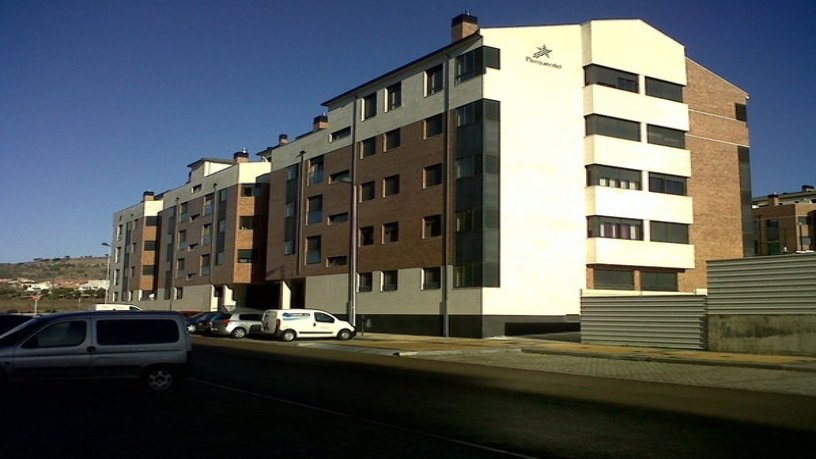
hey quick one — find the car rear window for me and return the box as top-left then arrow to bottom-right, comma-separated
96,319 -> 180,345
240,314 -> 262,321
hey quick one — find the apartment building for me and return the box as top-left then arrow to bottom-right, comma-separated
109,191 -> 163,303
752,186 -> 816,255
258,15 -> 751,337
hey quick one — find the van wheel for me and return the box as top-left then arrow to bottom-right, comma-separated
231,328 -> 247,339
281,329 -> 296,342
143,367 -> 176,392
337,329 -> 353,341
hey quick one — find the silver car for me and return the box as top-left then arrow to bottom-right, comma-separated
0,311 -> 192,391
209,312 -> 263,339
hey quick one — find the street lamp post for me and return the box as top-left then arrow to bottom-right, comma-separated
101,242 -> 112,302
339,177 -> 358,327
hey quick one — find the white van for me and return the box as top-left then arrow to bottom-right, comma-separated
90,303 -> 142,311
261,309 -> 355,342
0,311 -> 191,391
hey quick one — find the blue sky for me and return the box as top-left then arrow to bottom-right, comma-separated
1,0 -> 813,263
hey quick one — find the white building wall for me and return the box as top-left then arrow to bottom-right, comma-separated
480,25 -> 587,317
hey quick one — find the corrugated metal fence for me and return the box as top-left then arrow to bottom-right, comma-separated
581,295 -> 707,350
707,253 -> 816,314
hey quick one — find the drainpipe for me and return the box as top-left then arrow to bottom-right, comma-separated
441,53 -> 452,338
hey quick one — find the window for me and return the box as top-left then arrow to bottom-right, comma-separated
328,213 -> 349,225
422,267 -> 441,290
641,271 -> 678,292
307,195 -> 323,225
455,46 -> 500,83
237,249 -> 255,263
23,321 -> 86,348
306,236 -> 321,264
241,185 -> 255,197
200,254 -> 210,276
218,189 -> 228,202
584,64 -> 638,93
455,156 -> 476,178
647,125 -> 686,149
239,216 -> 256,230
203,194 -> 214,216
424,164 -> 443,188
358,272 -> 373,292
594,269 -> 634,290
175,287 -> 183,300
145,216 -> 158,226
645,77 -> 683,102
359,226 -> 374,246
735,103 -> 748,122
586,165 -> 641,190
314,312 -> 335,324
202,224 -> 212,245
192,184 -> 201,193
362,93 -> 377,120
386,82 -> 401,110
801,236 -> 813,250
142,265 -> 155,276
384,129 -> 401,151
179,202 -> 189,221
327,256 -> 348,267
423,215 -> 442,238
177,230 -> 187,250
330,127 -> 351,142
329,170 -> 350,184
144,240 -> 157,251
383,175 -> 400,196
587,216 -> 643,240
360,137 -> 376,158
649,173 -> 687,196
426,64 -> 444,95
650,221 -> 689,244
424,114 -> 443,138
382,270 -> 398,291
360,182 -> 375,201
383,222 -> 399,243
309,156 -> 324,184
585,115 -> 640,142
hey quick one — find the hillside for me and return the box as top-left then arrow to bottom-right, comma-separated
0,257 -> 108,283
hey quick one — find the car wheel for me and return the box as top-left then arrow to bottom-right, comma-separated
231,327 -> 247,339
337,329 -> 353,341
143,367 -> 176,392
281,329 -> 296,342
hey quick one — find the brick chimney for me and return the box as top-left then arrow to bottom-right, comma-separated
769,193 -> 780,206
234,148 -> 249,164
313,115 -> 328,132
143,190 -> 155,201
451,13 -> 479,42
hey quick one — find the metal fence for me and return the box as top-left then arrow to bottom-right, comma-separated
580,295 -> 707,350
707,252 -> 816,315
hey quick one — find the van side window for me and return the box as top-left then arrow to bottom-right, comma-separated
314,312 -> 335,323
97,319 -> 179,345
23,321 -> 87,349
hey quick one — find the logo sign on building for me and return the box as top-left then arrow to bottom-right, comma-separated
526,43 -> 563,69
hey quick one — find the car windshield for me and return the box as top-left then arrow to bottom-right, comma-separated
0,315 -> 48,347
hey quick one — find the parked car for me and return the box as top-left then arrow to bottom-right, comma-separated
0,311 -> 192,391
260,309 -> 355,342
192,312 -> 220,335
209,312 -> 263,339
185,312 -> 216,333
89,303 -> 142,311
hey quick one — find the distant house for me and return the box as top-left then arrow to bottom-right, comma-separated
25,282 -> 52,292
79,280 -> 109,291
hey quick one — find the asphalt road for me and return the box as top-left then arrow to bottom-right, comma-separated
1,339 -> 814,458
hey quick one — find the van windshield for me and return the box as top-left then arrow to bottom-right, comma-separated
0,316 -> 47,347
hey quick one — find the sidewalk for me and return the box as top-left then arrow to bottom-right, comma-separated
289,332 -> 816,398
321,332 -> 816,372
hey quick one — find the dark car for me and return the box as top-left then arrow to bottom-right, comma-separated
189,312 -> 219,334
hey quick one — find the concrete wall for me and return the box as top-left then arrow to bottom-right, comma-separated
708,314 -> 816,356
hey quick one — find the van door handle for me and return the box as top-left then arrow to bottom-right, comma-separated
87,346 -> 96,353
